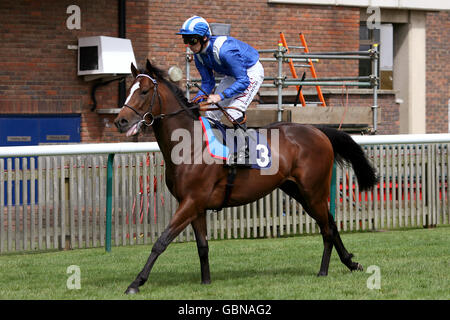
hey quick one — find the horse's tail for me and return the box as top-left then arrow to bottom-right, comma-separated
317,126 -> 379,191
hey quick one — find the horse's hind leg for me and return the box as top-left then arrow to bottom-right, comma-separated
191,213 -> 211,284
280,181 -> 362,275
315,208 -> 363,275
279,181 -> 333,276
307,197 -> 364,274
327,213 -> 363,272
309,201 -> 335,276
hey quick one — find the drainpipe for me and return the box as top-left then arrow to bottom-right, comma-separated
118,0 -> 126,106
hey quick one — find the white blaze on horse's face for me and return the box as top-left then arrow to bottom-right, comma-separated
124,81 -> 141,105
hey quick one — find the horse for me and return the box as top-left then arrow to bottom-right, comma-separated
114,59 -> 378,294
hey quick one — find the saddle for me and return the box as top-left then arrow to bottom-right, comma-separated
199,117 -> 272,170
199,116 -> 272,210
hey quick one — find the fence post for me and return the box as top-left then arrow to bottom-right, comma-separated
330,162 -> 337,220
105,153 -> 115,252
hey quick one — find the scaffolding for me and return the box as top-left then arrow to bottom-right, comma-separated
185,37 -> 379,132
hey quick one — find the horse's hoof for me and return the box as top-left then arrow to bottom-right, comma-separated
317,271 -> 328,277
351,263 -> 363,272
125,286 -> 139,295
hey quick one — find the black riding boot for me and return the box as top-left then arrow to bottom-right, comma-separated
226,120 -> 250,167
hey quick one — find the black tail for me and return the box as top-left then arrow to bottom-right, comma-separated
317,126 -> 379,191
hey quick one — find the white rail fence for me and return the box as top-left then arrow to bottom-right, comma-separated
1,135 -> 449,253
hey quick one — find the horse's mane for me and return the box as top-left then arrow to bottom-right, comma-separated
140,61 -> 200,118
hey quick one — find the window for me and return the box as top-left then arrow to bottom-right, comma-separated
359,22 -> 393,90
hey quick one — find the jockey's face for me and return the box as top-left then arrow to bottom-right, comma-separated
183,35 -> 206,54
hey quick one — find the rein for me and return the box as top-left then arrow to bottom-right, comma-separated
122,73 -> 239,127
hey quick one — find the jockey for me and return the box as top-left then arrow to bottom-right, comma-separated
177,16 -> 264,167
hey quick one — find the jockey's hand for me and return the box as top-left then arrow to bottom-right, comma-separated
192,95 -> 208,104
207,94 -> 222,105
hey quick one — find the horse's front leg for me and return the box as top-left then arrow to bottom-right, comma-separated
125,198 -> 197,294
192,213 -> 211,284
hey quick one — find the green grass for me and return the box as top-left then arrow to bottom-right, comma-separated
0,226 -> 449,300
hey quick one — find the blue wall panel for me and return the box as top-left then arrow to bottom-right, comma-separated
1,115 -> 81,205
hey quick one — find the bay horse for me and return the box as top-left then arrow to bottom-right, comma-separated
114,59 -> 378,294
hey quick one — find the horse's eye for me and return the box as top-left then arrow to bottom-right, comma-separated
141,90 -> 149,95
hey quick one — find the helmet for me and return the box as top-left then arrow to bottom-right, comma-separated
176,16 -> 211,39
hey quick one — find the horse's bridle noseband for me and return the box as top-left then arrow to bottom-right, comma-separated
122,74 -> 160,127
122,73 -> 203,130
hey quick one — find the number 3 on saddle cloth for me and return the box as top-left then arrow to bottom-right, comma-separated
199,116 -> 272,169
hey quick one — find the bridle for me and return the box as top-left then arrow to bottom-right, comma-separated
122,73 -> 201,128
122,74 -> 160,127
122,73 -> 249,131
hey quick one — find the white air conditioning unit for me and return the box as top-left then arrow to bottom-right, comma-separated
78,36 -> 137,81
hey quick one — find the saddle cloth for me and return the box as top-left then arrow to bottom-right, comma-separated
199,116 -> 272,170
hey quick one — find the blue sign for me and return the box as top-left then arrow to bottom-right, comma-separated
1,115 -> 81,205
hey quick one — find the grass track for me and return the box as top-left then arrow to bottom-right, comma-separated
0,226 -> 449,300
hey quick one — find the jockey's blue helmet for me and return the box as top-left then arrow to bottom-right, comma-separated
176,16 -> 211,39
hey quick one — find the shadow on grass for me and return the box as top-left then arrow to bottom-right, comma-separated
141,264 -> 336,288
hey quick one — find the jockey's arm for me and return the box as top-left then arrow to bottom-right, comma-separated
193,57 -> 215,102
219,51 -> 250,100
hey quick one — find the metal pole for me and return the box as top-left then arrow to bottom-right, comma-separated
186,47 -> 191,100
259,57 -> 319,63
330,162 -> 337,220
257,49 -> 280,53
289,76 -> 371,82
276,43 -> 285,121
261,75 -> 369,82
283,81 -> 371,87
105,153 -> 115,252
372,44 -> 379,133
285,54 -> 371,60
260,83 -> 277,88
299,50 -> 371,56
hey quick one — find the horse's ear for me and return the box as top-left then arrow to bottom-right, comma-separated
131,63 -> 138,78
146,59 -> 154,77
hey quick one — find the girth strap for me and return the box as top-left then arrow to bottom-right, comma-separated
219,166 -> 237,211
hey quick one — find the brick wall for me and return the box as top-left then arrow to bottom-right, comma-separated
326,92 -> 398,134
138,2 -> 360,79
0,1 -> 447,143
0,0 -> 123,142
426,11 -> 450,133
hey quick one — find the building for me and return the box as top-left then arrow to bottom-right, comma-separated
0,0 -> 448,146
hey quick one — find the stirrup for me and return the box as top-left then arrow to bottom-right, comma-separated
225,150 -> 251,167
225,153 -> 236,167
